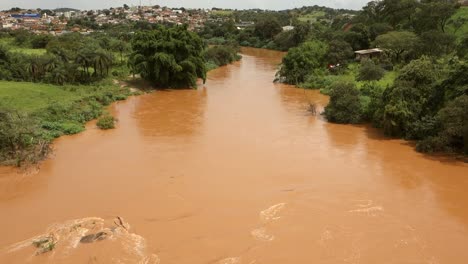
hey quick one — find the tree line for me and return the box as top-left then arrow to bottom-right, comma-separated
273,0 -> 467,155
0,30 -> 131,85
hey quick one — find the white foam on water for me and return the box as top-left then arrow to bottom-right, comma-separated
251,227 -> 275,242
2,216 -> 159,263
348,206 -> 384,216
218,257 -> 241,264
260,203 -> 286,223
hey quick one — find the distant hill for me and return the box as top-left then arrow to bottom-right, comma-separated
54,8 -> 80,12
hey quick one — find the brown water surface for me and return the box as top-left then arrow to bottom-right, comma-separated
1,48 -> 468,264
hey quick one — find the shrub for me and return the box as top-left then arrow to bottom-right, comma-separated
357,59 -> 385,81
0,108 -> 50,166
97,114 -> 116,130
204,45 -> 240,68
324,81 -> 363,124
278,40 -> 328,84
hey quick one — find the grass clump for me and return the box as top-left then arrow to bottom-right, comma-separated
97,113 -> 116,130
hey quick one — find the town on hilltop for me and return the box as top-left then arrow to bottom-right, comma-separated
0,5 -> 212,34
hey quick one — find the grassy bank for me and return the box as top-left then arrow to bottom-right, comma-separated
300,63 -> 398,95
0,37 -> 47,55
0,80 -> 131,166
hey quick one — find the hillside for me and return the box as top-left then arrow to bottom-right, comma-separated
54,8 -> 80,12
448,6 -> 468,40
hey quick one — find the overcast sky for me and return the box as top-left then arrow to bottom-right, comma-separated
0,0 -> 370,11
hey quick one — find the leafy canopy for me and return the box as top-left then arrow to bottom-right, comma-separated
130,25 -> 207,88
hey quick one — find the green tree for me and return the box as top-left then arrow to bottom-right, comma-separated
130,25 -> 207,88
357,59 -> 385,81
277,40 -> 328,84
374,31 -> 419,62
434,95 -> 468,153
381,57 -> 438,137
324,81 -> 363,124
327,39 -> 354,65
413,0 -> 458,33
0,109 -> 49,166
420,30 -> 456,57
254,17 -> 282,41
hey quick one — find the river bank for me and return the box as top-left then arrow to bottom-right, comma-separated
0,44 -> 242,166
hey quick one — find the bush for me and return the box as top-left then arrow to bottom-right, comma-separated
97,114 -> 116,130
204,45 -> 241,68
422,95 -> 468,153
0,108 -> 50,166
324,81 -> 363,124
278,40 -> 328,84
357,59 -> 385,81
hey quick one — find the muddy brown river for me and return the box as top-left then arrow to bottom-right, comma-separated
1,48 -> 468,264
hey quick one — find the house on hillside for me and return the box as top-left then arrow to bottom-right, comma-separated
355,48 -> 383,61
282,25 -> 294,31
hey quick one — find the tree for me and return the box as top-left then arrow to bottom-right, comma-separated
374,31 -> 419,62
357,59 -> 385,81
130,25 -> 207,88
110,39 -> 131,63
420,30 -> 456,57
278,40 -> 328,84
413,0 -> 458,33
254,17 -> 282,41
324,81 -> 363,124
380,0 -> 419,28
31,35 -> 53,49
0,108 -> 48,166
448,16 -> 468,34
381,57 -> 438,137
456,37 -> 468,59
347,23 -> 370,50
433,95 -> 468,153
327,39 -> 354,65
368,23 -> 393,41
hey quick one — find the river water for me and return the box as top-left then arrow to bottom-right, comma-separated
1,48 -> 468,264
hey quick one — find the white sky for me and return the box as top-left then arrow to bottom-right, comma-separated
0,0 -> 369,11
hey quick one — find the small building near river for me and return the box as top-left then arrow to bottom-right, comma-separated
355,48 -> 383,61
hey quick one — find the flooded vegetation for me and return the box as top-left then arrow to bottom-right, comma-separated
1,48 -> 468,263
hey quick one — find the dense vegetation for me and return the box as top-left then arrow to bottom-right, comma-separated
0,24 -> 240,165
204,45 -> 242,71
129,25 -> 207,88
270,1 -> 467,155
0,30 -> 130,85
0,81 -> 129,166
198,6 -> 357,51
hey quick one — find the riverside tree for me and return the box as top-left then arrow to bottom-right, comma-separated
129,25 -> 207,88
324,81 -> 363,124
277,40 -> 327,84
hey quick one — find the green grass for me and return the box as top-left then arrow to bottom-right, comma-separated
0,37 -> 47,55
0,81 -> 83,112
211,10 -> 234,16
298,11 -> 326,23
10,47 -> 47,55
340,63 -> 398,89
0,80 -> 128,113
0,79 -> 131,165
448,6 -> 468,41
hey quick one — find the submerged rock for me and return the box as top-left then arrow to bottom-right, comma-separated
79,231 -> 110,243
32,236 -> 56,255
